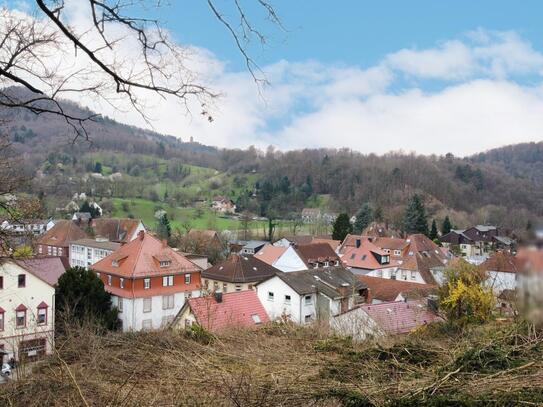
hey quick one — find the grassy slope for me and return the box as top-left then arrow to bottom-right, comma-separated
1,321 -> 541,406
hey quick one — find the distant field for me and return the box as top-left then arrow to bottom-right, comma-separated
110,198 -> 266,233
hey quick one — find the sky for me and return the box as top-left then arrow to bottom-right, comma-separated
5,1 -> 543,156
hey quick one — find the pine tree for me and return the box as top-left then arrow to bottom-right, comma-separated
429,219 -> 438,240
157,213 -> 172,240
353,203 -> 373,234
332,213 -> 353,241
94,162 -> 102,174
442,215 -> 452,235
402,194 -> 428,235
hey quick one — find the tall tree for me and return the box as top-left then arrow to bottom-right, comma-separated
429,219 -> 438,240
332,213 -> 353,241
402,194 -> 428,235
353,203 -> 373,234
56,267 -> 119,331
442,215 -> 452,235
156,213 -> 172,240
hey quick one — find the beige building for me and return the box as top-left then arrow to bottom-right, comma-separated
0,258 -> 64,362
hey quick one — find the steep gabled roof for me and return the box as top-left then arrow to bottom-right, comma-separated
357,275 -> 437,302
254,244 -> 287,265
271,267 -> 367,299
37,220 -> 88,247
295,242 -> 340,267
340,241 -> 392,270
184,290 -> 269,333
93,231 -> 201,278
201,254 -> 279,283
14,257 -> 66,286
356,300 -> 443,335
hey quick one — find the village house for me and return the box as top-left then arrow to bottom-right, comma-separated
0,257 -> 65,362
256,242 -> 340,272
256,267 -> 368,324
211,196 -> 236,214
331,299 -> 442,341
356,275 -> 437,304
92,231 -> 202,331
201,253 -> 279,293
172,290 -> 269,333
480,251 -> 524,294
69,238 -> 121,269
441,225 -> 514,257
37,218 -> 146,261
239,240 -> 267,255
0,218 -> 54,236
185,229 -> 225,254
339,237 -> 397,277
274,235 -> 341,252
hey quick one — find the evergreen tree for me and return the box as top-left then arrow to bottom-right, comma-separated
429,219 -> 438,240
80,200 -> 91,214
442,215 -> 452,235
353,203 -> 373,234
402,194 -> 428,235
332,213 -> 353,241
56,267 -> 119,331
94,161 -> 102,174
157,213 -> 172,240
373,205 -> 384,222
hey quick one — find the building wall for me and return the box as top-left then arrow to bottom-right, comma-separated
487,271 -> 517,293
37,244 -> 68,258
69,244 -> 115,269
0,262 -> 55,361
114,289 -> 200,332
256,277 -> 319,324
331,308 -> 382,342
273,246 -> 307,272
201,278 -> 256,293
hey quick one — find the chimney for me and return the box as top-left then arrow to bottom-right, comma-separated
138,230 -> 145,241
214,292 -> 223,303
355,239 -> 361,248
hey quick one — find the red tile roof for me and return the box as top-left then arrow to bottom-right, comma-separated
358,300 -> 442,335
295,243 -> 340,266
254,244 -> 287,265
340,241 -> 392,270
186,290 -> 269,333
357,275 -> 436,302
37,220 -> 87,247
93,231 -> 201,278
480,251 -> 525,274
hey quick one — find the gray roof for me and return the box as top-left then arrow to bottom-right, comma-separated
242,240 -> 268,250
475,225 -> 497,232
493,236 -> 514,245
273,267 -> 367,299
71,238 -> 121,251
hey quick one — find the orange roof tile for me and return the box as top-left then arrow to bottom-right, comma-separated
254,244 -> 287,265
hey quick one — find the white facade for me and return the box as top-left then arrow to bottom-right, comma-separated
273,238 -> 291,248
114,289 -> 200,332
331,307 -> 382,341
0,262 -> 55,361
0,220 -> 50,235
272,246 -> 307,272
70,242 -> 118,269
486,271 -> 517,294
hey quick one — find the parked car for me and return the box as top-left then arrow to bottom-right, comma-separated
1,363 -> 11,376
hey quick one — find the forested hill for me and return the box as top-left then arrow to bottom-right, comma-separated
2,87 -> 542,232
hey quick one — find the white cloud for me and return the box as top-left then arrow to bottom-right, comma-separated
2,3 -> 543,156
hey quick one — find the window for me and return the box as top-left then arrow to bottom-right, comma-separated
184,274 -> 191,284
120,278 -> 124,288
18,274 -> 26,288
268,292 -> 274,301
16,310 -> 26,328
38,245 -> 43,254
0,311 -> 4,331
159,260 -> 171,268
284,295 -> 291,304
107,275 -> 112,286
142,319 -> 152,330
235,284 -> 242,292
304,314 -> 312,323
58,248 -> 63,256
47,246 -> 52,255
251,314 -> 262,324
0,276 -> 3,289
161,315 -> 174,326
162,275 -> 174,287
304,295 -> 312,305
401,270 -> 407,280
144,278 -> 151,289
394,250 -> 401,256
52,247 -> 57,256
143,298 -> 152,313
410,271 -> 416,280
37,305 -> 47,325
162,295 -> 174,310
223,283 -> 228,293
118,298 -> 123,312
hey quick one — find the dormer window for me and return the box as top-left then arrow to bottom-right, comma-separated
159,260 -> 171,268
112,260 -> 119,267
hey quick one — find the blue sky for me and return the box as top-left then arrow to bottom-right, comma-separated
5,1 -> 543,155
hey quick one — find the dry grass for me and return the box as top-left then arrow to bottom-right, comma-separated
0,321 -> 542,406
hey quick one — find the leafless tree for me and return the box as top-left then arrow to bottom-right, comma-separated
0,0 -> 281,141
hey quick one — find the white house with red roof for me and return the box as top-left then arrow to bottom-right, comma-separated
331,300 -> 442,341
92,231 -> 203,332
0,258 -> 65,362
172,290 -> 269,333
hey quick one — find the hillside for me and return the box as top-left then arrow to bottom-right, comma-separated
2,87 -> 543,234
0,321 -> 541,406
